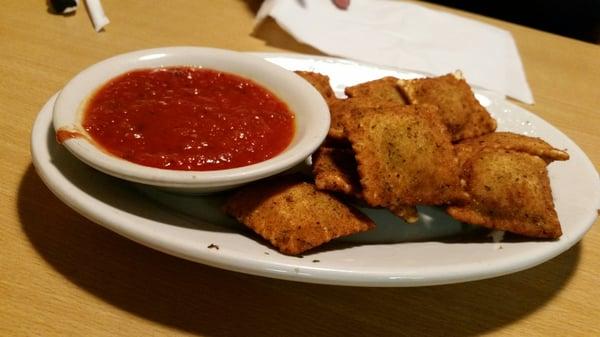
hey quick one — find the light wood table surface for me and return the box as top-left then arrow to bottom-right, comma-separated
2,1 -> 599,336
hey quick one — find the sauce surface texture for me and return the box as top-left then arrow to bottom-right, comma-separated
83,67 -> 295,171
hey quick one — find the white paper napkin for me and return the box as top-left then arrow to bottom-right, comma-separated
256,0 -> 534,104
86,0 -> 109,32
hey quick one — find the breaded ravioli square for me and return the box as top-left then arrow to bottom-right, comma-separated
447,150 -> 562,238
223,179 -> 375,255
312,146 -> 362,197
328,98 -> 405,140
312,146 -> 419,223
398,72 -> 496,142
456,132 -> 569,165
345,104 -> 469,207
344,77 -> 406,104
327,99 -> 358,140
294,71 -> 337,104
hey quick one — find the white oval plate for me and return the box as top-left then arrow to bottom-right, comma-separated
31,54 -> 600,287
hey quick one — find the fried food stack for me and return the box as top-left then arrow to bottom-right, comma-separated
223,70 -> 569,255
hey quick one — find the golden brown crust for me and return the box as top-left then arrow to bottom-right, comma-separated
398,73 -> 496,142
345,104 -> 469,207
328,99 -> 405,140
344,76 -> 407,104
312,146 -> 362,196
223,179 -> 375,255
456,131 -> 569,164
327,99 -> 355,140
389,205 -> 420,224
311,146 -> 419,223
447,150 -> 562,238
294,71 -> 337,104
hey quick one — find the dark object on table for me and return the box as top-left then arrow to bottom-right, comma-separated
49,0 -> 78,14
332,0 -> 350,10
425,0 -> 600,44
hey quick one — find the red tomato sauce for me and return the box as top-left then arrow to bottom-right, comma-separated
82,67 -> 295,171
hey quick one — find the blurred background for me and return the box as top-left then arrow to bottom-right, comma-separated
425,0 -> 600,44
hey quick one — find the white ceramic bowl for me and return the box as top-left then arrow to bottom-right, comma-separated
52,47 -> 330,193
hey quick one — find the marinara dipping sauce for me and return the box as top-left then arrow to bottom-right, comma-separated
82,67 -> 295,171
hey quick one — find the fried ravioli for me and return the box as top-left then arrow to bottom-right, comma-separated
328,77 -> 406,140
312,146 -> 419,223
345,76 -> 407,104
398,72 -> 496,142
345,104 -> 469,208
456,132 -> 569,164
328,98 -> 405,140
223,179 -> 375,255
312,146 -> 362,196
294,71 -> 337,104
447,150 -> 562,238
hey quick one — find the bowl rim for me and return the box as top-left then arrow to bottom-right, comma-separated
52,46 -> 330,189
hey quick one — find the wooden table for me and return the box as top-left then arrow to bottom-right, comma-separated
2,1 -> 599,336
